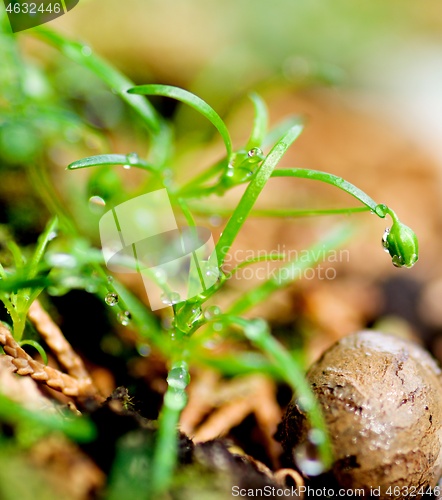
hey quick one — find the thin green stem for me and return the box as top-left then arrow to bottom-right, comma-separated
149,399 -> 181,495
28,217 -> 58,279
178,157 -> 227,195
227,317 -> 332,469
187,204 -> 370,218
34,28 -> 162,135
246,92 -> 268,150
225,254 -> 287,279
216,123 -> 304,267
149,360 -> 190,496
0,263 -> 6,280
271,168 -> 382,214
0,292 -> 19,326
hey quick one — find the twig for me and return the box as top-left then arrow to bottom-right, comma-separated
28,300 -> 90,381
0,324 -> 96,398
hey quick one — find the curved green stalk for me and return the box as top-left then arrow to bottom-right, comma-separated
128,84 -> 233,162
271,168 -> 380,213
187,203 -> 370,218
227,316 -> 333,469
19,340 -> 48,365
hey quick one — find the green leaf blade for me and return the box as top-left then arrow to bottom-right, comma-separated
34,28 -> 162,135
67,154 -> 155,172
246,92 -> 268,150
128,84 -> 233,160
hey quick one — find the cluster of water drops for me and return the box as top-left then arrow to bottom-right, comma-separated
220,147 -> 264,190
104,289 -> 132,327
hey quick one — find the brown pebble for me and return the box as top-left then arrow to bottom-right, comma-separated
279,331 -> 442,499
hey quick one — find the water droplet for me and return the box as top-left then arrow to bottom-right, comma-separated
382,228 -> 390,252
47,230 -> 57,241
161,291 -> 181,306
81,45 -> 92,57
248,147 -> 263,157
296,395 -> 313,412
244,318 -> 268,340
237,216 -> 244,223
46,253 -> 77,269
308,429 -> 326,446
105,292 -> 119,306
88,195 -> 106,213
204,305 -> 221,320
117,310 -> 131,326
204,266 -> 219,279
126,152 -> 139,165
123,164 -> 131,170
85,282 -> 98,293
392,255 -> 404,268
107,275 -> 114,283
213,322 -> 223,332
137,343 -> 151,357
375,204 -> 388,217
164,388 -> 187,410
167,366 -> 190,390
293,441 -> 325,477
175,304 -> 203,333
